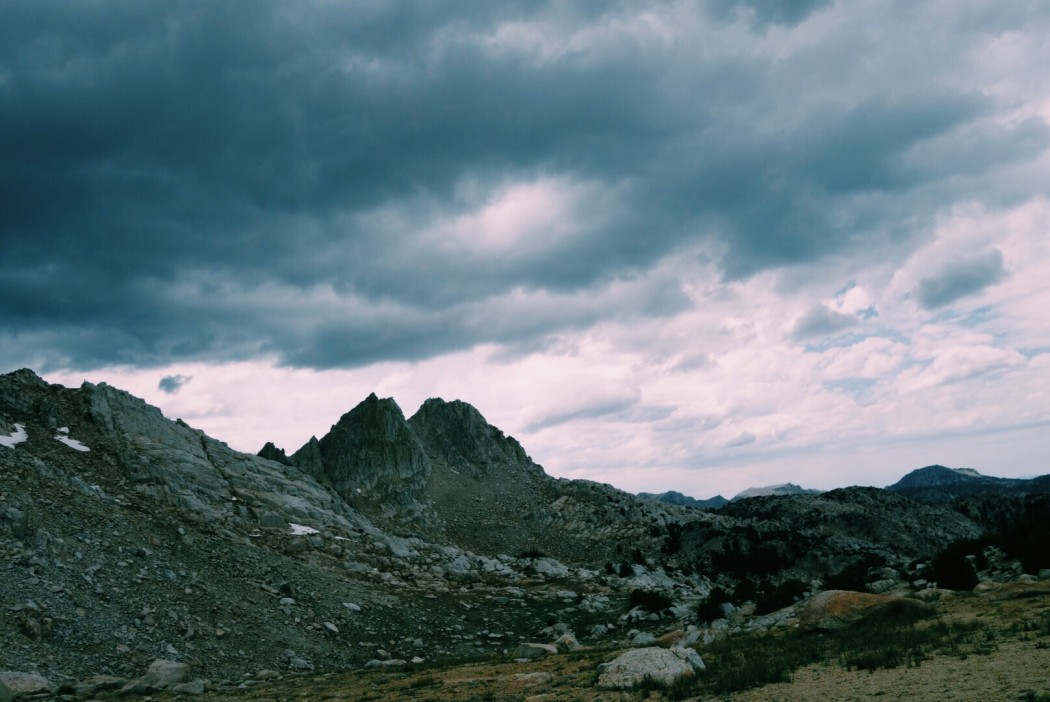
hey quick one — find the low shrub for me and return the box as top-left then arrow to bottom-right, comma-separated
932,539 -> 980,591
755,578 -> 808,615
628,588 -> 673,613
696,586 -> 733,624
517,548 -> 546,559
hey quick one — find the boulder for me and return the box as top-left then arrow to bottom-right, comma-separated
258,511 -> 287,529
866,578 -> 897,594
0,672 -> 52,697
171,679 -> 206,695
799,590 -> 926,630
76,675 -> 126,694
596,646 -> 705,690
513,643 -> 558,660
553,632 -> 582,652
364,659 -> 407,668
908,588 -> 955,602
122,658 -> 191,693
510,672 -> 552,687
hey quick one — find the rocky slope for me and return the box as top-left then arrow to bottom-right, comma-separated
672,487 -> 984,594
0,370 -> 701,687
2,368 -> 1044,695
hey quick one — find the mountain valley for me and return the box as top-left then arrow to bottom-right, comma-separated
1,368 -> 1048,700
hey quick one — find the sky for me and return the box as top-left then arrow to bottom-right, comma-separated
3,0 -> 1050,498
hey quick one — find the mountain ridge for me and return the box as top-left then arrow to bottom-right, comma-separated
638,490 -> 730,510
2,367 -> 1047,690
886,464 -> 1050,502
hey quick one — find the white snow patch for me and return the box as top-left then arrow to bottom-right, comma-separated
0,423 -> 28,448
289,523 -> 319,536
57,426 -> 69,434
55,434 -> 90,452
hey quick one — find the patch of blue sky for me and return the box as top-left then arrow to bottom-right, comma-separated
1019,345 -> 1050,359
926,305 -> 997,327
803,329 -> 908,353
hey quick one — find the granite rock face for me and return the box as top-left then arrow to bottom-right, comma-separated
409,398 -> 540,479
596,646 -> 705,689
293,393 -> 433,512
284,392 -> 675,564
799,590 -> 927,630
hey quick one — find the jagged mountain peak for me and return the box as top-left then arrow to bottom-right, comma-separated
293,393 -> 431,508
409,397 -> 537,477
411,397 -> 489,434
333,392 -> 408,432
258,441 -> 292,465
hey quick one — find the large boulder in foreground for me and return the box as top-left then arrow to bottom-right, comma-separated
121,659 -> 191,694
0,672 -> 52,697
800,590 -> 927,630
596,646 -> 705,690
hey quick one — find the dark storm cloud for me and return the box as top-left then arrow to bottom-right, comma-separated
1,1 -> 1047,370
706,0 -> 833,27
283,271 -> 693,368
915,249 -> 1007,310
158,374 -> 192,394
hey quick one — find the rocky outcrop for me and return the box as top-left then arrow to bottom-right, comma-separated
121,659 -> 192,695
258,442 -> 292,465
679,486 -> 984,586
284,391 -> 682,565
596,646 -> 705,690
293,394 -> 432,511
0,672 -> 52,698
799,590 -> 927,630
82,381 -> 359,533
409,398 -> 541,479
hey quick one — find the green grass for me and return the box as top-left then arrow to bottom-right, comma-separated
636,607 -> 999,699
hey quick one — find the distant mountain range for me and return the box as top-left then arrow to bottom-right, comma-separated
730,483 -> 823,501
637,490 -> 729,509
641,482 -> 821,509
643,467 -> 1049,509
885,464 -> 1050,502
